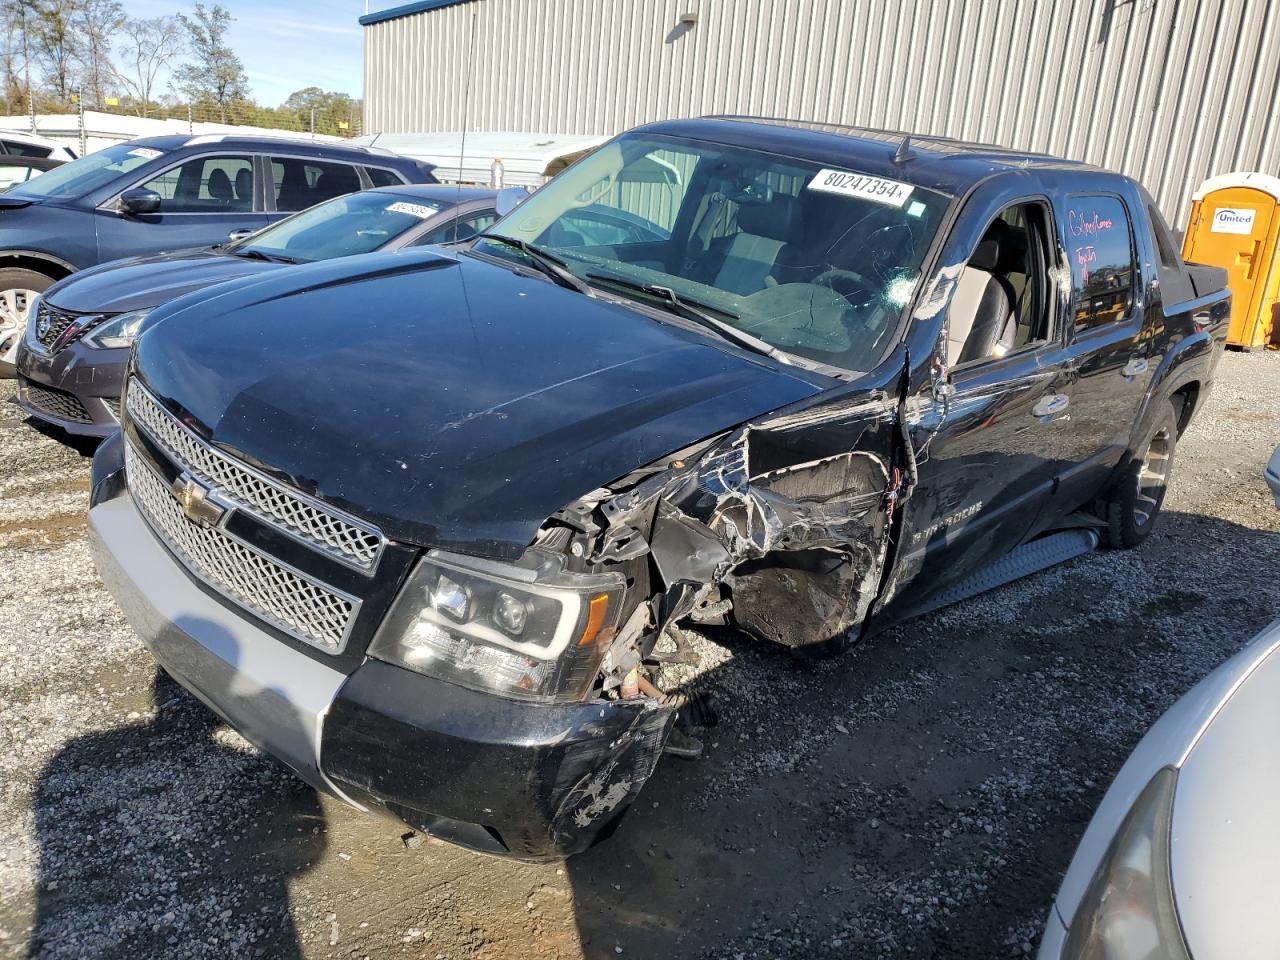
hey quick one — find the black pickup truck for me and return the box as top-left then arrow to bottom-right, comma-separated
88,117 -> 1230,860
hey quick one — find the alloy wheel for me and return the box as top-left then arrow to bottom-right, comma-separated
1134,426 -> 1172,528
0,287 -> 38,335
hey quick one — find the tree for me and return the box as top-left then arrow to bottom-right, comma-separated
171,2 -> 247,122
0,1 -> 38,114
281,86 -> 359,136
116,15 -> 183,117
31,0 -> 77,104
72,0 -> 123,107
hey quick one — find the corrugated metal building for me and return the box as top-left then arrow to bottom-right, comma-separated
361,0 -> 1280,222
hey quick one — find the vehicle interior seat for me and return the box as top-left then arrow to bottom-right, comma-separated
233,168 -> 253,209
207,168 -> 233,207
275,165 -> 310,211
713,192 -> 804,295
947,220 -> 1027,366
314,167 -> 361,201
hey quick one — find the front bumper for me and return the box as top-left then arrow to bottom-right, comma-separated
13,336 -> 127,437
1036,908 -> 1068,959
89,438 -> 674,860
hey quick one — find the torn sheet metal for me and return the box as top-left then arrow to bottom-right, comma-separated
575,377 -> 904,652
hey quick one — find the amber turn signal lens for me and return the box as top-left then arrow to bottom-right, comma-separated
577,594 -> 611,647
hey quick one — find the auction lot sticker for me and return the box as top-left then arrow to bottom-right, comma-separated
807,169 -> 915,207
1211,207 -> 1256,234
386,201 -> 438,219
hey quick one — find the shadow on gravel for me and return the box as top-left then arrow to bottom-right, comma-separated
560,510 -> 1280,960
27,668 -> 324,959
19,417 -> 102,458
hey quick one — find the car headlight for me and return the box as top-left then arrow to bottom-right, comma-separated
1062,767 -> 1190,959
21,293 -> 41,335
81,308 -> 153,349
368,549 -> 626,703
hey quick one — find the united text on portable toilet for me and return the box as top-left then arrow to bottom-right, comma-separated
1182,172 -> 1280,349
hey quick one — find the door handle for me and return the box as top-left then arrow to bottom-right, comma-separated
1245,239 -> 1262,281
1122,357 -> 1149,377
1032,394 -> 1070,418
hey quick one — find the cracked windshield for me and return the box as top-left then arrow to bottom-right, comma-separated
483,133 -> 950,371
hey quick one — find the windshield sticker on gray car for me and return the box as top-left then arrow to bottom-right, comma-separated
807,169 -> 915,207
386,201 -> 438,219
127,147 -> 163,160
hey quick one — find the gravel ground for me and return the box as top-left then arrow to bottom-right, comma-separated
1,351 -> 1278,960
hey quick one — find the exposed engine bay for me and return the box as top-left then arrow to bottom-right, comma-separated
533,385 -> 906,756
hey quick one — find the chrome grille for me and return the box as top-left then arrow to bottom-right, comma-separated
33,301 -> 81,350
126,444 -> 356,651
22,379 -> 91,423
126,380 -> 384,570
102,396 -> 121,422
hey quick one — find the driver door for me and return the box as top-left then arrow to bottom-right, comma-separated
95,153 -> 266,261
881,198 -> 1077,616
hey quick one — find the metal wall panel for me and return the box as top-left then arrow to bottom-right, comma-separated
363,0 -> 1280,222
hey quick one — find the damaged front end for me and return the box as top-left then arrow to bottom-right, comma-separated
528,348 -> 911,769
325,354 -> 910,861
550,356 -> 905,657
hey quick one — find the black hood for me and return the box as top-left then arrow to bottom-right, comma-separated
133,248 -> 825,557
45,249 -> 281,314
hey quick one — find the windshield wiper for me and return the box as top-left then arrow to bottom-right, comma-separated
231,248 -> 297,264
585,272 -> 790,364
479,235 -> 595,296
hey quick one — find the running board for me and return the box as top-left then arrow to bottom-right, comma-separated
910,529 -> 1100,619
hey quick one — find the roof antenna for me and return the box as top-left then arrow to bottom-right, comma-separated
452,3 -> 479,242
893,134 -> 917,165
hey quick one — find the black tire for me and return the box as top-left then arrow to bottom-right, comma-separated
1104,400 -> 1178,549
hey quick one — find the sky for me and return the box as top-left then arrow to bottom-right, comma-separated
122,1 -> 413,106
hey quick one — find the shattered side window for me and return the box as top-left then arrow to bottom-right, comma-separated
487,134 -> 952,372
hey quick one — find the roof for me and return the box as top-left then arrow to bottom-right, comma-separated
1192,171 -> 1280,202
631,116 -> 1100,197
0,127 -> 65,147
359,0 -> 472,27
121,133 -> 412,162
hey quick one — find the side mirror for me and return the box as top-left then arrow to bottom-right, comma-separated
118,187 -> 161,216
495,186 -> 531,217
226,228 -> 255,243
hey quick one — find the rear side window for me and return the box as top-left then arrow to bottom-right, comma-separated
271,158 -> 362,212
1,139 -> 51,158
414,210 -> 498,246
365,167 -> 405,188
141,155 -> 254,213
1066,195 -> 1135,330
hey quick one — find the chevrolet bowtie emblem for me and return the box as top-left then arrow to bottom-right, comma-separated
169,472 -> 226,528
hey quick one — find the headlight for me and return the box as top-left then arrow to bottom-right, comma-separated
368,549 -> 626,704
20,293 -> 41,333
81,308 -> 153,349
1062,767 -> 1190,959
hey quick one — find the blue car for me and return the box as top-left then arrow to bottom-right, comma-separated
0,134 -> 435,374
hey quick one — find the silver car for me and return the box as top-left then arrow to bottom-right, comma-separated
1040,613 -> 1280,958
1267,444 -> 1280,508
